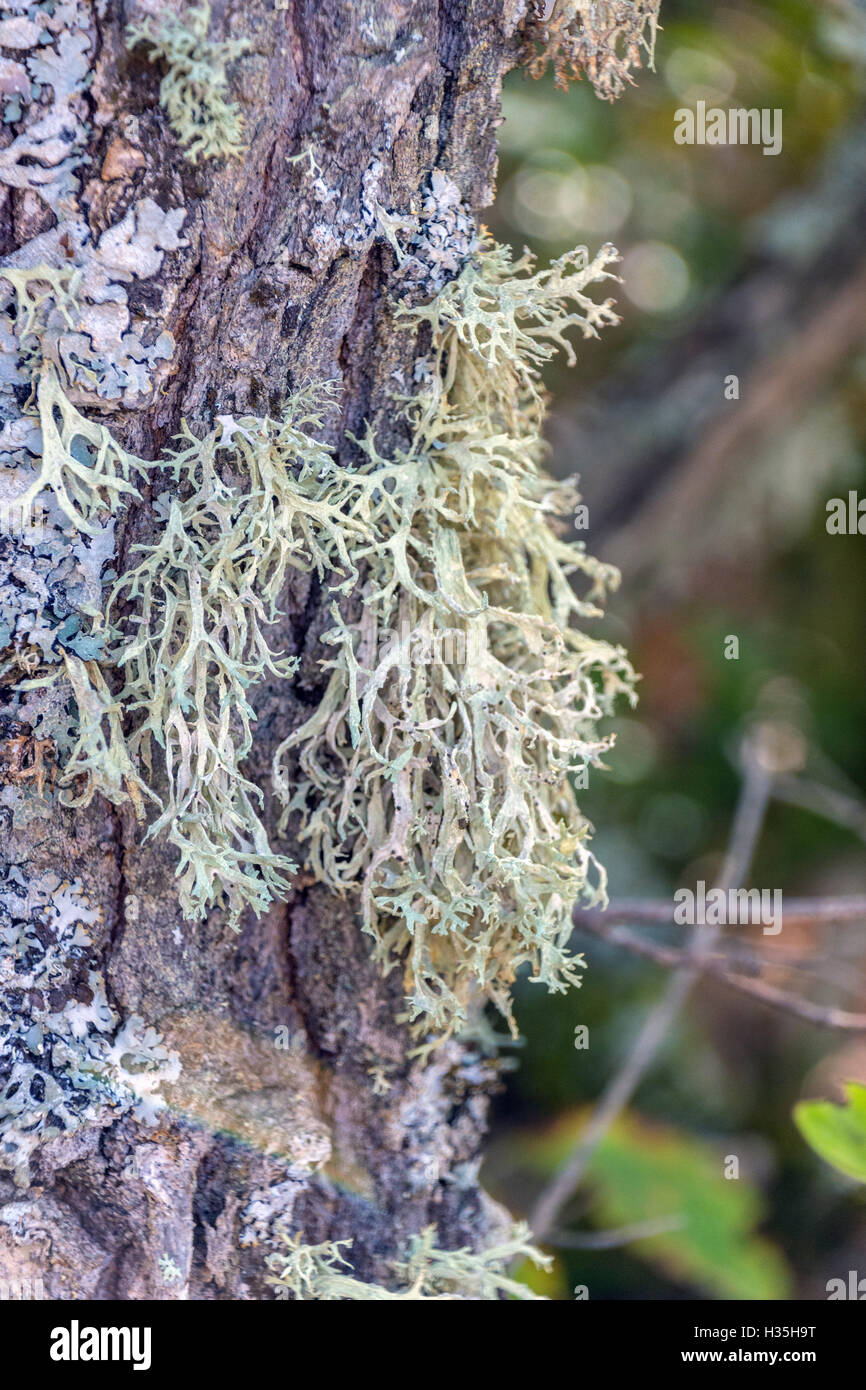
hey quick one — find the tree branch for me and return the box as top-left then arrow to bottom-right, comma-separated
529,738 -> 773,1242
550,1214 -> 686,1251
574,912 -> 866,1031
586,894 -> 866,927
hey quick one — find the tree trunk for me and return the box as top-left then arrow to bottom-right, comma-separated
0,0 -> 527,1300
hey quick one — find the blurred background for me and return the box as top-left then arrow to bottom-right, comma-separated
484,0 -> 866,1299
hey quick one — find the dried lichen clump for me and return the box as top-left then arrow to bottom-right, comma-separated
525,1 -> 661,99
274,235 -> 637,1040
266,1223 -> 549,1301
126,2 -> 251,164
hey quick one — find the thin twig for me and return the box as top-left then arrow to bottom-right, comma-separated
588,895 -> 866,927
529,745 -> 773,1243
773,773 -> 866,844
575,915 -> 866,1031
550,1214 -> 686,1250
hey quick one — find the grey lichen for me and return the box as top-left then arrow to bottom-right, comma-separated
0,199 -> 186,413
394,170 -> 480,298
126,2 -> 251,164
0,870 -> 179,1188
0,496 -> 111,690
0,0 -> 91,212
289,153 -> 478,296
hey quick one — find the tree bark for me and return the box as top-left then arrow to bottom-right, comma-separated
0,0 -> 528,1300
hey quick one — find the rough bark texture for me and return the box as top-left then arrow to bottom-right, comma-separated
0,0 -> 530,1299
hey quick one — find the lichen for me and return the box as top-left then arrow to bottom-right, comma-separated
266,1221 -> 550,1300
97,393 -> 365,927
0,871 -> 179,1188
290,154 -> 478,295
3,228 -> 634,1032
126,2 -> 251,164
57,653 -> 154,820
388,170 -> 479,298
0,195 -> 186,814
525,0 -> 661,99
273,235 -> 636,1041
1,264 -> 352,928
16,362 -> 145,536
0,0 -> 92,213
0,497 -> 111,691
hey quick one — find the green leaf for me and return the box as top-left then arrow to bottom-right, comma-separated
794,1082 -> 866,1183
512,1109 -> 791,1300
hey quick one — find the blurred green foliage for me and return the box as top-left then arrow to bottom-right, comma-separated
494,0 -> 863,384
487,0 -> 866,1300
507,1110 -> 791,1299
795,1083 -> 866,1182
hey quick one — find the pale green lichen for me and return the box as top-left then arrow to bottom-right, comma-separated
1,262 -> 345,926
0,265 -> 150,533
20,364 -> 145,535
273,235 -> 636,1040
0,264 -> 79,374
57,653 -> 155,821
4,236 -> 634,1020
266,1221 -> 550,1300
100,395 -> 366,927
0,262 -> 154,711
0,263 -> 304,924
126,2 -> 251,164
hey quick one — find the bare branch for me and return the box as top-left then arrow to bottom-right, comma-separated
551,1214 -> 686,1251
773,774 -> 866,844
529,743 -> 773,1242
589,894 -> 866,927
574,914 -> 866,1031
